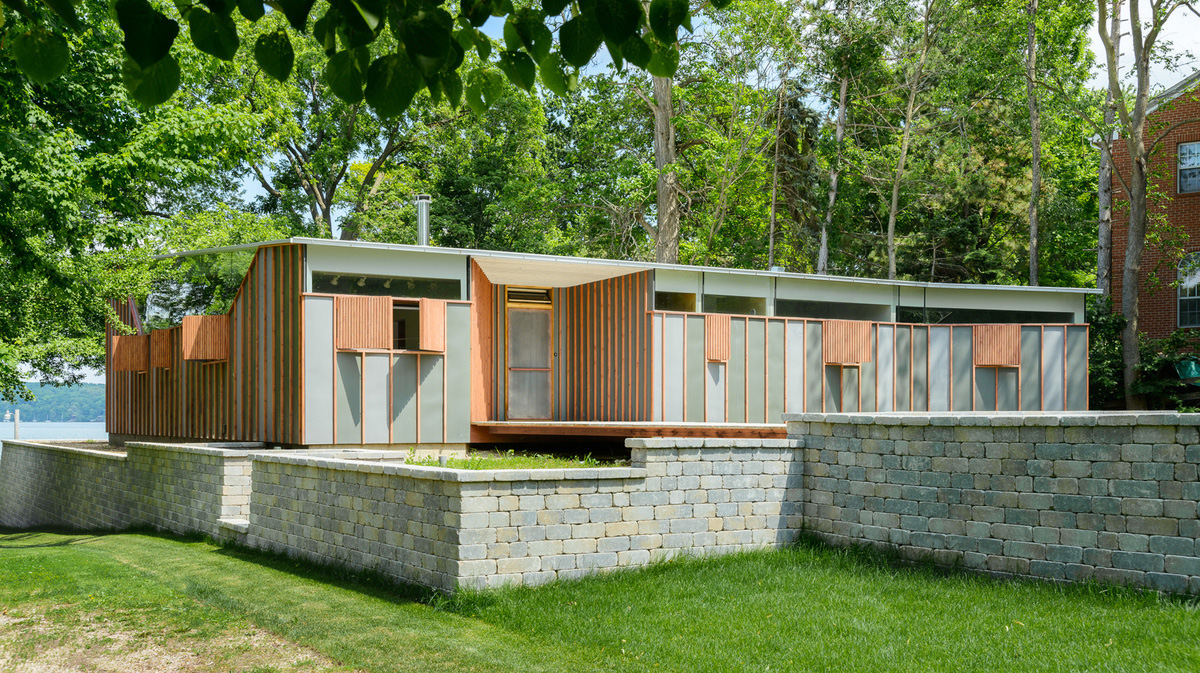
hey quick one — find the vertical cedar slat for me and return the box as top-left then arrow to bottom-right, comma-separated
822,320 -> 873,364
705,314 -> 732,362
334,295 -> 391,349
973,324 -> 1021,366
419,298 -> 447,352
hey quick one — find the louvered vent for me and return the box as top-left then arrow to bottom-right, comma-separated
507,287 -> 552,305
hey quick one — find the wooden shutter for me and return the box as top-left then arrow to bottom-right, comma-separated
181,315 -> 229,360
150,329 -> 174,368
822,320 -> 873,364
419,298 -> 447,352
334,295 -> 391,350
705,314 -> 731,362
973,324 -> 1020,366
112,334 -> 150,372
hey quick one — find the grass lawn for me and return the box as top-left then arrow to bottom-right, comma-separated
406,448 -> 625,470
1,531 -> 1198,672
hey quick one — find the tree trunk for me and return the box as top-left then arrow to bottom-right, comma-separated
652,75 -> 680,264
1026,0 -> 1041,286
768,76 -> 786,269
821,73 -> 848,275
1121,155 -> 1148,409
1096,0 -> 1122,297
886,82 -> 921,280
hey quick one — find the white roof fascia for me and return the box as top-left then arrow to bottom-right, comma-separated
154,236 -> 1101,296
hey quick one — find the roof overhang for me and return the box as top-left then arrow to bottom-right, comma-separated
471,255 -> 643,287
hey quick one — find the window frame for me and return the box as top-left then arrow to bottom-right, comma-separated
1179,140 -> 1200,195
1179,251 -> 1200,328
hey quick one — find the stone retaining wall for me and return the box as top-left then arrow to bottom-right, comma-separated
247,440 -> 802,590
787,413 -> 1200,593
0,440 -> 258,539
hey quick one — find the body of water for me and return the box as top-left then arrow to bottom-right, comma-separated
0,421 -> 107,442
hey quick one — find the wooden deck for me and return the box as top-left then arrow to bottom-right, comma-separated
471,421 -> 787,442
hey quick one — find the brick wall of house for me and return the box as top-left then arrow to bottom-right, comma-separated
1111,81 -> 1200,340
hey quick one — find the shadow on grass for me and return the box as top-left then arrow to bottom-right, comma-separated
0,527 -> 114,549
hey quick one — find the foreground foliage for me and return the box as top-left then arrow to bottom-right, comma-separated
1,531 -> 1198,672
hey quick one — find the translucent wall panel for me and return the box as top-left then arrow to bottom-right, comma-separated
706,362 -> 725,422
1042,326 -> 1065,411
1021,326 -> 1042,411
335,352 -> 361,444
785,321 -> 806,413
362,353 -> 390,443
727,318 -> 746,422
877,325 -> 894,412
928,326 -> 951,411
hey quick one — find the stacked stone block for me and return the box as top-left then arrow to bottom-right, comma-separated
0,441 -> 131,530
127,443 -> 254,538
245,440 -> 802,590
788,413 -> 1200,593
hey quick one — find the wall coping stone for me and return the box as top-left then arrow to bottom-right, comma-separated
126,442 -> 268,459
783,412 -> 1200,427
248,451 -> 648,482
625,437 -> 803,449
1,439 -> 126,460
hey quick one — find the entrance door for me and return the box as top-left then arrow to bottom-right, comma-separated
506,289 -> 553,419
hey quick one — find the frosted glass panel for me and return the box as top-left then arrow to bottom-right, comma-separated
507,308 -> 552,368
929,327 -> 951,411
878,325 -> 894,412
508,370 -> 551,419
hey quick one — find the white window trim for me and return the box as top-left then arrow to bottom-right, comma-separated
1179,140 -> 1200,195
1179,251 -> 1200,328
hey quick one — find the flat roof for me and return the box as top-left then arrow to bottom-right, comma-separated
153,237 -> 1100,295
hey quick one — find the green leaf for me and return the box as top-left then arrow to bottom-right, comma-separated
538,52 -> 568,97
514,14 -> 552,62
188,8 -> 240,61
465,82 -> 486,114
276,0 -> 316,32
312,10 -> 337,54
596,0 -> 641,43
454,27 -> 476,51
460,0 -> 493,26
559,15 -> 602,68
365,52 -> 423,117
444,70 -> 463,107
114,0 -> 179,69
0,0 -> 34,22
483,70 -> 504,105
324,48 -> 367,103
503,18 -> 522,52
620,33 -> 651,69
43,0 -> 80,31
646,40 -> 678,77
11,30 -> 69,85
540,0 -> 568,14
349,0 -> 384,31
473,30 -> 492,61
254,30 -> 294,81
497,49 -> 535,91
709,0 -> 734,8
122,54 -> 180,105
403,9 -> 454,78
648,0 -> 687,43
604,38 -> 623,70
237,0 -> 265,20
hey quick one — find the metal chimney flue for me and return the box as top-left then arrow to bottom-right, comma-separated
416,194 -> 431,246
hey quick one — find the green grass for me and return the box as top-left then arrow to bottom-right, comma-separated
2,531 -> 1199,672
406,448 -> 624,470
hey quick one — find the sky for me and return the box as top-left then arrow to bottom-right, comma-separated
1086,1 -> 1200,90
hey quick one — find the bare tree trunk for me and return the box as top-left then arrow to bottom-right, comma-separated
1121,159 -> 1148,409
821,73 -> 848,275
1097,0 -> 1123,297
1026,0 -> 1041,286
652,75 -> 680,264
886,81 -> 921,280
768,76 -> 786,269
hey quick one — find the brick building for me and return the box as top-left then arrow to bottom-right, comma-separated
1111,71 -> 1200,339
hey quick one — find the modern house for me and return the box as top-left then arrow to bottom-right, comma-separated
105,238 -> 1094,449
1111,70 -> 1200,339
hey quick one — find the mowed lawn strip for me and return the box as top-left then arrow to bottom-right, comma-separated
0,531 -> 611,673
450,543 -> 1200,673
3,531 -> 1200,672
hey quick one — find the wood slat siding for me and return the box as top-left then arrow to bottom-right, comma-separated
470,260 -> 494,422
419,298 -> 447,352
111,335 -> 149,372
973,324 -> 1021,366
823,320 -> 873,364
105,244 -> 304,444
705,314 -> 732,361
560,271 -> 652,421
335,295 -> 391,350
181,315 -> 229,360
150,329 -> 174,368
